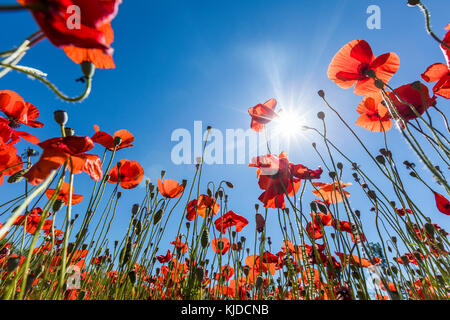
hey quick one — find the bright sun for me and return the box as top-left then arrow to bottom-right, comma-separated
273,109 -> 306,139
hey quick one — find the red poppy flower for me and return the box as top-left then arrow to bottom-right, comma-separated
0,118 -> 39,145
185,195 -> 220,221
388,82 -> 436,121
306,221 -> 324,240
333,220 -> 353,233
356,93 -> 393,132
215,265 -> 234,282
108,159 -> 144,189
45,182 -> 84,205
214,210 -> 249,234
63,23 -> 116,69
157,178 -> 184,199
18,0 -> 122,53
434,192 -> 450,215
0,90 -> 43,128
156,250 -> 172,264
24,136 -> 103,185
211,237 -> 230,255
421,63 -> 450,99
248,98 -> 278,132
91,125 -> 134,151
249,152 -> 302,209
328,39 -> 400,95
395,208 -> 413,216
335,252 -> 375,268
170,237 -> 188,254
312,181 -> 352,204
14,208 -> 53,235
0,143 -> 22,186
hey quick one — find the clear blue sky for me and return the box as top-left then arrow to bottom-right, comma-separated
1,0 -> 449,259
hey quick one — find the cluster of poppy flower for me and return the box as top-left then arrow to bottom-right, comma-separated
0,0 -> 449,301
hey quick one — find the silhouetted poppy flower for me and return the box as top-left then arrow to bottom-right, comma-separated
312,181 -> 352,203
91,125 -> 133,151
108,159 -> 144,189
185,195 -> 219,220
156,250 -> 172,264
0,90 -> 43,128
388,82 -> 436,121
214,211 -> 248,234
328,39 -> 400,95
63,23 -> 116,69
434,192 -> 450,215
24,136 -> 103,185
18,0 -> 122,53
211,238 -> 230,255
421,63 -> 450,99
356,93 -> 393,132
248,98 -> 278,132
45,182 -> 84,205
157,178 -> 184,198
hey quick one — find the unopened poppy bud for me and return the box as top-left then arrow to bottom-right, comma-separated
310,201 -> 318,212
424,223 -> 435,238
7,169 -> 27,183
232,231 -> 236,238
7,257 -> 20,272
367,190 -> 377,200
317,90 -> 325,98
64,127 -> 75,137
329,171 -> 336,179
113,136 -> 122,147
317,202 -> 328,214
256,276 -> 263,289
131,204 -> 140,215
207,126 -> 212,131
312,142 -> 317,148
317,111 -> 325,120
376,155 -> 385,164
374,79 -> 384,89
201,229 -> 209,249
337,162 -> 343,170
355,210 -> 360,217
54,110 -> 68,126
255,214 -> 265,233
400,255 -> 409,265
391,236 -> 397,244
225,181 -> 234,188
81,61 -> 95,79
153,209 -> 164,225
284,208 -> 289,215
53,199 -> 64,213
407,0 -> 420,6
186,222 -> 190,230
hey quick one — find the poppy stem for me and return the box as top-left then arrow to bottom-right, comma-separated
413,2 -> 450,50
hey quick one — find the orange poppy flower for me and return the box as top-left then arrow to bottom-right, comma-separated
0,90 -> 43,128
91,125 -> 134,151
63,23 -> 116,69
18,0 -> 122,53
421,63 -> 450,99
214,210 -> 248,234
328,39 -> 400,95
186,195 -> 220,220
211,237 -> 230,255
170,237 -> 188,254
248,98 -> 278,132
108,159 -> 144,189
312,181 -> 352,203
388,82 -> 436,121
157,178 -> 184,198
356,93 -> 393,132
45,182 -> 84,205
335,252 -> 375,268
215,265 -> 234,282
245,255 -> 276,275
24,136 -> 103,185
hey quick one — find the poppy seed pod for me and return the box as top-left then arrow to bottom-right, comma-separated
64,127 -> 75,137
337,162 -> 343,170
81,61 -> 96,79
225,181 -> 234,188
113,136 -> 122,147
364,69 -> 376,79
376,155 -> 385,165
54,110 -> 68,126
317,90 -> 325,98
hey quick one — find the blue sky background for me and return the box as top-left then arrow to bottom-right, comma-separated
0,0 -> 449,264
